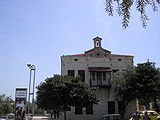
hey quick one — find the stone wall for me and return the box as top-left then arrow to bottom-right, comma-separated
60,37 -> 135,120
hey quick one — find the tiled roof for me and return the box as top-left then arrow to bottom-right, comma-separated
85,48 -> 111,54
62,53 -> 133,57
111,54 -> 134,57
62,54 -> 85,57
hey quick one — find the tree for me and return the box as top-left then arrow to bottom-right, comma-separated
113,67 -> 137,116
36,75 -> 99,120
113,61 -> 160,114
105,0 -> 160,28
135,61 -> 160,111
0,94 -> 14,116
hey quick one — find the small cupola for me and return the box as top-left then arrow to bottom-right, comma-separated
93,36 -> 102,48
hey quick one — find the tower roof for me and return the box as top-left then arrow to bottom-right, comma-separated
93,36 -> 102,41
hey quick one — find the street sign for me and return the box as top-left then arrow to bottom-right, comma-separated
16,89 -> 27,98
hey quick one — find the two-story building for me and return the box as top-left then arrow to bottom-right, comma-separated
61,37 -> 137,120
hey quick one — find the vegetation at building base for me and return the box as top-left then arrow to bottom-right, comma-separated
36,75 -> 99,120
0,94 -> 14,117
113,61 -> 160,116
105,0 -> 160,28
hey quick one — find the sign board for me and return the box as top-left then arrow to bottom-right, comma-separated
15,88 -> 27,120
16,89 -> 27,98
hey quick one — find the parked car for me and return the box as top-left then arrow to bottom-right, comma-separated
0,117 -> 8,120
99,114 -> 123,120
129,110 -> 160,120
41,118 -> 49,120
7,113 -> 14,119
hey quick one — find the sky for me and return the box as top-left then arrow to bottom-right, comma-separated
0,0 -> 160,99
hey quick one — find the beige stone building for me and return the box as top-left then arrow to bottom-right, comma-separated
61,37 -> 136,120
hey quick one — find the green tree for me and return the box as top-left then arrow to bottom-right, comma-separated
36,75 -> 99,120
0,94 -> 14,116
105,0 -> 160,28
113,67 -> 137,116
135,61 -> 160,111
113,61 -> 160,114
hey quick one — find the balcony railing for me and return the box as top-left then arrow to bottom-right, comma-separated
90,79 -> 111,88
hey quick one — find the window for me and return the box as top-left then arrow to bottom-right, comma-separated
91,72 -> 95,81
113,69 -> 119,73
92,72 -> 95,81
74,58 -> 78,61
108,101 -> 115,114
78,70 -> 85,82
96,41 -> 99,47
97,72 -> 102,85
103,72 -> 106,81
68,70 -> 75,77
75,105 -> 82,114
118,101 -> 125,115
118,59 -> 122,61
86,103 -> 93,114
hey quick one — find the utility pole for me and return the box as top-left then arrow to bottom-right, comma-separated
27,64 -> 36,119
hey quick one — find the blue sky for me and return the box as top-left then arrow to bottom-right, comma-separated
0,0 -> 160,99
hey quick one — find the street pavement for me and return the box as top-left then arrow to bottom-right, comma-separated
32,117 -> 63,120
32,116 -> 48,120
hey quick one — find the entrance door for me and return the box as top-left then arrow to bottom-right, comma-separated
108,101 -> 115,114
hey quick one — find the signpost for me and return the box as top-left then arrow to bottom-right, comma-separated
15,88 -> 27,120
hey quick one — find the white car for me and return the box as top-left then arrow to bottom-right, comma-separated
99,114 -> 123,120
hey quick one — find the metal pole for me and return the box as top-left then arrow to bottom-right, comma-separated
27,64 -> 36,120
32,67 -> 36,115
28,68 -> 32,118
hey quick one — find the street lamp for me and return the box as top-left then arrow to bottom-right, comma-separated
27,64 -> 36,119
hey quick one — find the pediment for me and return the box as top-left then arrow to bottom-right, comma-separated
85,47 -> 111,57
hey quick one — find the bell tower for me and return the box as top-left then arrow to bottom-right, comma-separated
93,36 -> 102,48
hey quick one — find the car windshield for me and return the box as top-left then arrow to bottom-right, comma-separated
148,112 -> 159,116
138,111 -> 159,116
41,118 -> 49,120
0,118 -> 7,120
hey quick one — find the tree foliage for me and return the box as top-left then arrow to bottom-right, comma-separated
113,61 -> 160,113
36,75 -> 99,119
135,61 -> 160,111
0,94 -> 14,116
113,67 -> 137,115
105,0 -> 160,28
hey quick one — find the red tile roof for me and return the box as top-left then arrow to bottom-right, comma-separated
62,53 -> 133,57
111,54 -> 134,57
62,54 -> 85,57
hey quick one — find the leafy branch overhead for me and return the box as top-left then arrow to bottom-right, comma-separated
105,0 -> 160,28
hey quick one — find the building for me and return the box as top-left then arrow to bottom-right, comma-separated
61,37 -> 136,120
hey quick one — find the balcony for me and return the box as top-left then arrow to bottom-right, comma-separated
89,68 -> 112,88
90,79 -> 111,88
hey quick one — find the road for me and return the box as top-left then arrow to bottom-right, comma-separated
32,116 -> 63,120
32,116 -> 48,120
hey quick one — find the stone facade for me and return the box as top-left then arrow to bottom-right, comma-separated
61,37 -> 136,120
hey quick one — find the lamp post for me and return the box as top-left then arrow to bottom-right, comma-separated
27,64 -> 36,119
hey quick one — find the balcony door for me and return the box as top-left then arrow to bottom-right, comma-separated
97,72 -> 102,85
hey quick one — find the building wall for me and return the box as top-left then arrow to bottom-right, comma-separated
61,55 -> 133,84
61,37 -> 135,120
